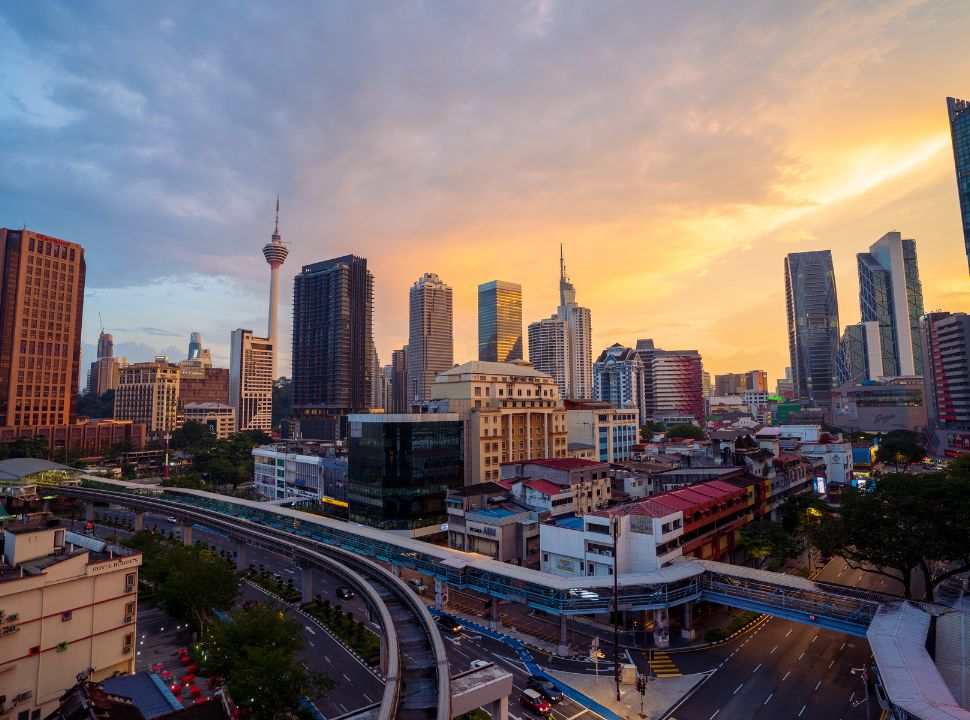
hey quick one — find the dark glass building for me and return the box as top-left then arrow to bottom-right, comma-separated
478,280 -> 522,362
347,413 -> 464,532
292,255 -> 374,439
784,251 -> 840,408
947,97 -> 970,272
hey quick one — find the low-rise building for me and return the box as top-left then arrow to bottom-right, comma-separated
500,458 -> 611,515
0,420 -> 146,460
831,377 -> 927,433
798,438 -> 853,486
183,402 -> 236,439
446,482 -> 540,567
252,441 -> 348,509
0,515 -> 141,720
565,401 -> 639,463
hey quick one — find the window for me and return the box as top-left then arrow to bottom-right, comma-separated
29,644 -> 40,655
56,641 -> 68,652
125,601 -> 136,616
61,610 -> 72,622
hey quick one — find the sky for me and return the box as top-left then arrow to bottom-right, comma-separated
2,1 -> 969,387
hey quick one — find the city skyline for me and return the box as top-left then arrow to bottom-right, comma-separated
2,3 -> 969,385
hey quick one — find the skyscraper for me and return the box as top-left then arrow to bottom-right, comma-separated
836,321 -> 884,386
262,196 -> 289,379
292,255 -> 374,439
229,328 -> 273,433
920,311 -> 970,432
390,346 -> 408,414
557,247 -> 593,399
114,358 -> 180,437
593,344 -> 643,414
528,315 -> 568,397
946,97 -> 970,272
478,280 -> 522,362
857,231 -> 924,376
0,229 -> 85,427
86,331 -> 127,397
187,331 -> 202,360
784,250 -> 840,407
407,273 -> 453,405
633,340 -> 705,425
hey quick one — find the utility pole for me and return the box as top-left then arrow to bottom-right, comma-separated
613,515 -> 621,702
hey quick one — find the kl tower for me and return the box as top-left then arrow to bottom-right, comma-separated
262,195 -> 289,379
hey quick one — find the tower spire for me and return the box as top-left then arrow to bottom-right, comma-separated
274,194 -> 280,237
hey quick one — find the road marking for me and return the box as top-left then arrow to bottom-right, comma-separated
770,645 -> 778,654
364,694 -> 373,703
798,652 -> 805,661
308,640 -> 315,648
849,692 -> 855,703
786,629 -> 793,637
782,671 -> 790,681
733,684 -> 743,695
337,703 -> 347,713
840,642 -> 846,651
811,635 -> 818,643
565,712 -> 587,720
798,705 -> 807,717
709,711 -> 720,720
305,625 -> 316,635
324,656 -> 331,663
342,673 -> 351,682
763,693 -> 773,705
752,663 -> 762,674
815,681 -> 822,691
828,659 -> 835,669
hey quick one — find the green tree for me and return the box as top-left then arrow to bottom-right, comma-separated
640,421 -> 666,438
875,430 -> 926,471
273,376 -> 293,432
76,389 -> 115,419
811,466 -> 970,600
665,423 -> 705,440
739,521 -> 801,563
205,605 -> 333,719
170,420 -> 214,452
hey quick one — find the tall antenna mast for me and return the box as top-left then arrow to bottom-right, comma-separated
98,312 -> 104,334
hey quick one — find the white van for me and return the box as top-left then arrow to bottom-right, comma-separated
408,578 -> 428,595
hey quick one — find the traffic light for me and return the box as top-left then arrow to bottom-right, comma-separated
637,675 -> 647,694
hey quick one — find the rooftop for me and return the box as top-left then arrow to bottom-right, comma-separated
449,481 -> 509,498
436,360 -> 552,380
548,515 -> 585,530
0,457 -> 78,481
467,507 -> 518,519
502,458 -> 606,470
522,478 -> 570,496
591,479 -> 746,519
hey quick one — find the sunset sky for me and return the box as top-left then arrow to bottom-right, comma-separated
2,1 -> 969,387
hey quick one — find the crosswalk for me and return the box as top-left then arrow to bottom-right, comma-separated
650,651 -> 683,678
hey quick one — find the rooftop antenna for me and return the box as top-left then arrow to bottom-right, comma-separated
98,312 -> 104,335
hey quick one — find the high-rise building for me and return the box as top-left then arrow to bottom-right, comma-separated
0,229 -> 86,427
784,250 -> 840,407
390,346 -> 408,414
557,248 -> 593,399
528,315 -> 569,398
187,331 -> 206,362
382,364 -> 394,411
593,344 -> 643,415
428,360 -> 568,484
407,273 -> 453,405
713,370 -> 768,396
86,331 -> 128,398
292,255 -> 374,439
370,346 -> 384,410
478,280 -> 522,362
98,331 -> 113,360
114,358 -> 180,437
702,371 -> 712,398
946,97 -> 970,271
857,231 -> 924,377
633,339 -> 705,425
776,367 -> 795,398
347,413 -> 464,535
229,328 -> 273,433
836,321 -> 884,386
920,311 -> 970,431
262,196 -> 289,379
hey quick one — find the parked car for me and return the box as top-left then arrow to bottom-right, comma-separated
435,613 -> 463,633
336,586 -> 355,600
527,676 -> 563,703
518,689 -> 552,715
408,578 -> 427,595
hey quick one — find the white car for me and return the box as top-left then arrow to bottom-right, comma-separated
165,516 -> 177,524
470,660 -> 491,670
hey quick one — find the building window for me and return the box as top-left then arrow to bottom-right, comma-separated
61,611 -> 72,622
56,641 -> 68,652
29,644 -> 40,655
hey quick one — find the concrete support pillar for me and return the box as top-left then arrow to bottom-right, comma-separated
681,602 -> 696,641
180,523 -> 193,546
653,608 -> 670,649
235,541 -> 248,572
84,502 -> 95,522
390,564 -> 401,578
434,578 -> 446,610
485,695 -> 509,720
558,613 -> 570,656
301,565 -> 314,605
379,632 -> 389,676
489,595 -> 500,632
133,512 -> 144,532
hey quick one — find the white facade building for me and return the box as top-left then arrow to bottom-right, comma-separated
528,316 -> 569,399
567,406 -> 639,463
229,328 -> 273,433
252,444 -> 348,507
407,273 -> 454,405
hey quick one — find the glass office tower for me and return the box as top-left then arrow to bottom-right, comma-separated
478,280 -> 523,362
785,250 -> 841,407
947,97 -> 970,272
347,413 -> 464,531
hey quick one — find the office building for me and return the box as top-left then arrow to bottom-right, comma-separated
776,367 -> 795,399
186,331 -> 211,365
832,377 -> 926,433
947,97 -> 970,272
478,280 -> 522,362
183,402 -> 236,439
86,331 -> 127,398
593,344 -> 643,416
253,441 -> 348,508
0,419 -> 146,459
381,365 -> 394,412
370,346 -> 383,410
178,363 -> 229,409
346,413 -> 464,535
634,340 -> 705,425
407,273 -> 453,405
784,250 -> 840,408
0,229 -> 86,428
229,329 -> 273,433
0,515 -> 141,720
292,255 -> 374,439
565,399 -> 640,463
114,359 -> 180,437
857,231 -> 924,376
920,311 -> 970,456
714,372 -> 767,396
702,371 -> 712,398
528,315 -> 568,398
557,248 -> 593,399
428,360 -> 568,483
262,196 -> 289,379
835,321 -> 884,387
390,347 -> 408,414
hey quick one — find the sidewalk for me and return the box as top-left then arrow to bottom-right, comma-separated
545,668 -> 710,720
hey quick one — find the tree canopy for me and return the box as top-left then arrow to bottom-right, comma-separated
665,423 -> 706,440
811,460 -> 970,600
874,429 -> 926,471
0,435 -> 50,460
272,376 -> 292,432
738,521 -> 801,562
76,389 -> 115,419
168,425 -> 271,490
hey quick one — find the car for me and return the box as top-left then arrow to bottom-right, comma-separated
518,689 -> 552,715
335,586 -> 355,600
527,676 -> 563,703
408,578 -> 427,595
470,659 -> 491,670
165,516 -> 177,524
435,614 -> 463,633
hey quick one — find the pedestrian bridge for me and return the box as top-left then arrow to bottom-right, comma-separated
53,478 -> 969,720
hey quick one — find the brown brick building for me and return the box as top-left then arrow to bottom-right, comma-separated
0,418 -> 146,456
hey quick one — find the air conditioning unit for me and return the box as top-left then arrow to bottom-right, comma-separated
124,615 -> 133,622
124,584 -> 134,593
122,646 -> 131,654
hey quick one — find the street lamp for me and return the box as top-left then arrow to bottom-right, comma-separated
164,432 -> 172,481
